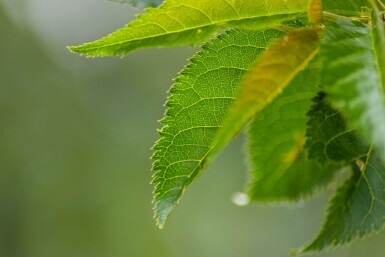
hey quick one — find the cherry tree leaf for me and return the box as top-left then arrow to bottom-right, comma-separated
151,29 -> 283,228
248,74 -> 338,202
68,0 -> 311,57
299,96 -> 385,253
319,18 -> 385,161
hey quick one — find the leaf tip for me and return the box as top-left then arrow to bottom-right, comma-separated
291,239 -> 323,256
66,41 -> 107,58
289,248 -> 299,256
66,44 -> 91,57
66,45 -> 78,53
153,196 -> 177,229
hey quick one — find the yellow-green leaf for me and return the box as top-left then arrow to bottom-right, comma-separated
323,0 -> 369,16
308,0 -> 322,24
212,28 -> 320,156
68,0 -> 311,57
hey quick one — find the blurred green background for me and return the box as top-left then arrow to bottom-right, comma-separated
0,1 -> 384,257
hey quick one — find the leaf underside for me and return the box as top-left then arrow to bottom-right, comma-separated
68,0 -> 311,57
299,97 -> 385,253
151,28 -> 283,228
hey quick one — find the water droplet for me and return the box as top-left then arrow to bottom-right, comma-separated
231,192 -> 250,207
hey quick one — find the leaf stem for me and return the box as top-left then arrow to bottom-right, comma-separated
323,11 -> 370,23
377,0 -> 385,11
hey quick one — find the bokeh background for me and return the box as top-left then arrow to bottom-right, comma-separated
0,1 -> 384,257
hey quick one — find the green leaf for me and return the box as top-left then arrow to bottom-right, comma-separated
371,1 -> 385,88
68,0 -> 311,57
151,29 -> 283,228
212,28 -> 320,157
319,18 -> 385,161
305,93 -> 368,164
248,73 -> 338,201
299,98 -> 385,253
323,0 -> 369,16
302,153 -> 385,252
109,0 -> 163,8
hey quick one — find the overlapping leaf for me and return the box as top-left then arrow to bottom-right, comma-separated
68,0 -> 311,57
308,0 -> 322,24
305,93 -> 368,164
299,97 -> 385,253
323,0 -> 369,16
319,18 -> 385,160
371,1 -> 385,88
212,28 -> 320,156
248,73 -> 338,201
151,29 -> 283,228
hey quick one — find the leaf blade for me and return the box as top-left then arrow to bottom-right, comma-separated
319,18 -> 385,161
299,99 -> 385,253
305,93 -> 368,164
371,1 -> 385,88
151,29 -> 283,228
248,73 -> 338,201
68,0 -> 311,57
323,0 -> 369,16
302,154 -> 385,251
212,28 -> 320,157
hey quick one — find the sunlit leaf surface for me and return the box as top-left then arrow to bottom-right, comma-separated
69,0 -> 311,57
